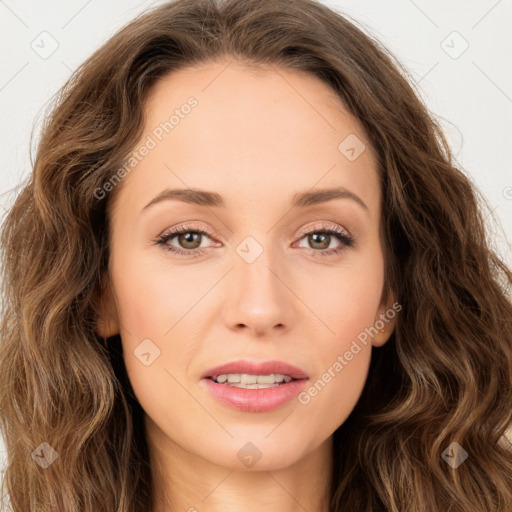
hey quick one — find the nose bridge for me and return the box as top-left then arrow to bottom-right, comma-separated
234,232 -> 283,300
222,231 -> 294,334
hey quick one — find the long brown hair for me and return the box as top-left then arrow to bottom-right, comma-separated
1,0 -> 511,510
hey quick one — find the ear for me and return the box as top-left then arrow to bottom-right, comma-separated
94,272 -> 120,339
372,286 -> 399,347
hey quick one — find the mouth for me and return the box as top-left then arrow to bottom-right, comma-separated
200,360 -> 309,412
201,359 -> 308,383
206,373 -> 299,389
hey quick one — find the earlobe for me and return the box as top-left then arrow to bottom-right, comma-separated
372,325 -> 393,347
94,272 -> 120,339
372,288 -> 398,347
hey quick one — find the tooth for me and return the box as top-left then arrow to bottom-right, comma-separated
256,374 -> 276,384
229,383 -> 279,389
215,373 -> 295,384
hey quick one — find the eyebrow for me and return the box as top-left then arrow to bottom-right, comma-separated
141,186 -> 369,213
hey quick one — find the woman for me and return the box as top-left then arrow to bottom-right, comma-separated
1,0 -> 511,510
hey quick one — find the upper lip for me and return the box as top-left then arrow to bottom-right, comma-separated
201,360 -> 309,380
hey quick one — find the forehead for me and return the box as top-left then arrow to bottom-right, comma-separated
109,60 -> 380,221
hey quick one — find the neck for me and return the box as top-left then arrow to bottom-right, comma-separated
146,416 -> 333,512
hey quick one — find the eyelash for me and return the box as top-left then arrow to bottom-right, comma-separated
153,222 -> 355,259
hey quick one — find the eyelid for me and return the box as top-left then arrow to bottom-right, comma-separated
295,222 -> 352,239
156,221 -> 353,245
154,220 -> 355,257
158,222 -> 219,239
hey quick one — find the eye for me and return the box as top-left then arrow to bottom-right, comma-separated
293,223 -> 355,258
153,222 -> 355,258
154,223 -> 218,258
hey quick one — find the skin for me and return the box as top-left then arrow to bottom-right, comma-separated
97,59 -> 396,512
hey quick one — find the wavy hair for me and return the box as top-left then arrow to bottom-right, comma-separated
1,0 -> 511,510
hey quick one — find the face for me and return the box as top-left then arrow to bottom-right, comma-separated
97,60 -> 396,472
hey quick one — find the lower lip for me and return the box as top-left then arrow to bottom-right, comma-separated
200,378 -> 308,412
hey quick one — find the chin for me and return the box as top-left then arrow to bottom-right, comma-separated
203,436 -> 310,472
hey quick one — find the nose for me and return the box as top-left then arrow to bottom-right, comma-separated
221,239 -> 295,338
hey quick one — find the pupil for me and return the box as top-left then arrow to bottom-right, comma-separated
180,232 -> 200,248
310,233 -> 329,249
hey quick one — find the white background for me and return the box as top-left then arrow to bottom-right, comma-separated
1,0 -> 511,473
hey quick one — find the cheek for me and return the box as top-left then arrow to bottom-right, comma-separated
110,245 -> 200,341
109,249 -> 207,420
299,345 -> 371,416
304,245 -> 384,350
295,247 -> 383,428
297,309 -> 374,437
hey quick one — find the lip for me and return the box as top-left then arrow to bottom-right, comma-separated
200,359 -> 309,413
200,378 -> 308,412
201,359 -> 309,380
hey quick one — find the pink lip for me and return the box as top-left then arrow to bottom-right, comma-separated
200,378 -> 308,412
200,359 -> 309,413
201,359 -> 309,380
